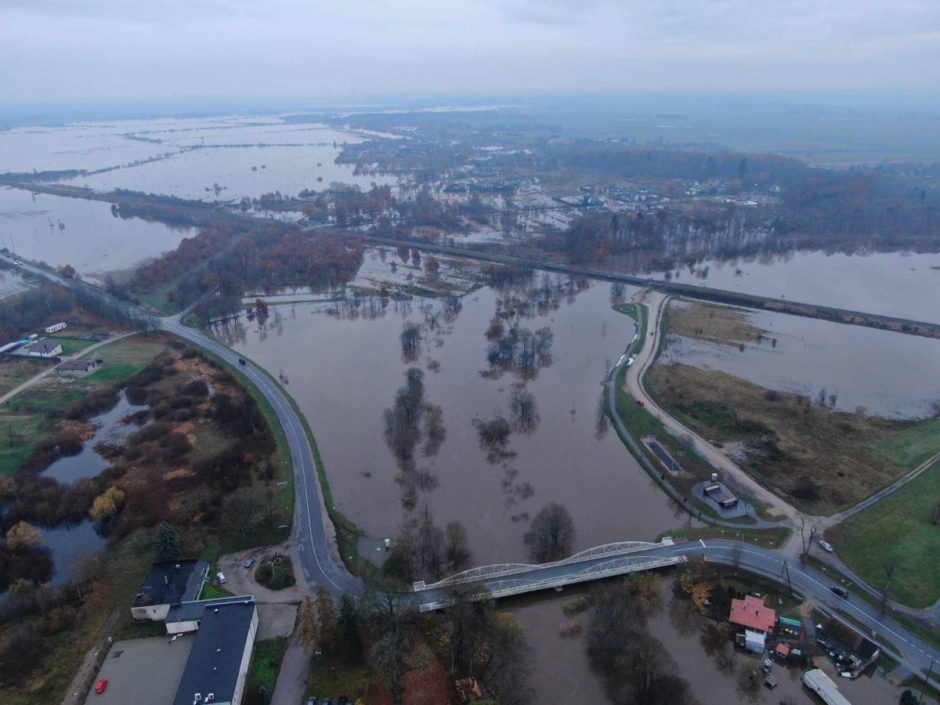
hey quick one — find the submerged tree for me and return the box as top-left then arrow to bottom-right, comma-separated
523,502 -> 575,563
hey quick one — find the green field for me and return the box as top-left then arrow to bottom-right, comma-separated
248,638 -> 288,696
828,458 -> 940,608
47,336 -> 92,356
870,417 -> 940,470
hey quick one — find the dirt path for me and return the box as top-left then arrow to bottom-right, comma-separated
217,542 -> 307,604
0,331 -> 137,406
59,609 -> 120,705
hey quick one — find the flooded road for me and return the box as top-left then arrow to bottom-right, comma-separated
661,300 -> 940,420
216,278 -> 685,564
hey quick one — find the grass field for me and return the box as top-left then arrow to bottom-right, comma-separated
247,638 -> 288,698
870,417 -> 940,470
646,363 -> 930,514
47,336 -> 93,356
0,335 -> 169,476
0,357 -> 48,396
666,299 -> 767,347
827,459 -> 940,607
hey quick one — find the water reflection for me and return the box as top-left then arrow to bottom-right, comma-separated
216,277 -> 683,564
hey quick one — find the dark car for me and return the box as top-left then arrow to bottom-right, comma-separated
243,557 -> 256,569
238,358 -> 247,365
829,585 -> 849,599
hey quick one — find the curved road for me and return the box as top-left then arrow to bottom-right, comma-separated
161,316 -> 363,598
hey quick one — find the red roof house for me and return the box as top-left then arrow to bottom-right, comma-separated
729,595 -> 777,633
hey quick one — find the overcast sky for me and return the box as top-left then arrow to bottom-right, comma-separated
2,0 -> 939,104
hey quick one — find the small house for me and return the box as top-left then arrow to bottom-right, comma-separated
57,359 -> 100,377
729,595 -> 777,651
26,340 -> 62,357
132,560 -> 209,622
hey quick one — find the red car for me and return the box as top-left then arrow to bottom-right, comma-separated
636,399 -> 645,407
95,678 -> 108,695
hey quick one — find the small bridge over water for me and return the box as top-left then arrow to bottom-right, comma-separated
413,540 -> 685,611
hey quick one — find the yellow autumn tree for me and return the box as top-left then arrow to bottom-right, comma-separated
6,520 -> 42,549
90,486 -> 126,521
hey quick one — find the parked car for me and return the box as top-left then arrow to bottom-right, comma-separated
829,585 -> 849,599
95,679 -> 109,694
818,540 -> 834,553
243,557 -> 256,569
636,399 -> 645,407
306,698 -> 318,705
238,358 -> 247,365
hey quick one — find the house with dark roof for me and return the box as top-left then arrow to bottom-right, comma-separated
132,560 -> 209,622
172,601 -> 258,705
57,359 -> 101,376
26,340 -> 62,357
165,596 -> 255,635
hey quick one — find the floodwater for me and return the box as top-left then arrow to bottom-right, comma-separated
509,578 -> 918,705
214,278 -> 687,564
38,520 -> 107,587
43,390 -> 147,483
660,300 -> 940,420
648,249 -> 940,325
65,141 -> 393,202
0,186 -> 196,278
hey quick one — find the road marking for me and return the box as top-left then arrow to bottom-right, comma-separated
699,539 -> 706,548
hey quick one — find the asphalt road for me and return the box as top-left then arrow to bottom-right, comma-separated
161,317 -> 363,598
416,538 -> 939,683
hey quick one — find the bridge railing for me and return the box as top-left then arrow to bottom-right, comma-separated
417,553 -> 685,612
413,540 -> 663,592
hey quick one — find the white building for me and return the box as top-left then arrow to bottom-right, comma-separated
45,322 -> 67,334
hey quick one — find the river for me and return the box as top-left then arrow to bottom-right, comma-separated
214,277 -> 687,565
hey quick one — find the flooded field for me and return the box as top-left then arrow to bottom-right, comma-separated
648,249 -> 940,325
215,277 -> 686,564
0,186 -> 196,278
660,300 -> 940,420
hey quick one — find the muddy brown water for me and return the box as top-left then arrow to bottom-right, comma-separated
215,279 -> 688,566
509,578 -> 918,705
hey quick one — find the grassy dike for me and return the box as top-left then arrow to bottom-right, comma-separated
606,302 -> 787,536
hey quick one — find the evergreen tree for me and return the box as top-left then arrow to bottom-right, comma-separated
155,521 -> 181,561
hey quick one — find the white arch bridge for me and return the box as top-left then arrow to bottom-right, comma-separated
412,539 -> 685,612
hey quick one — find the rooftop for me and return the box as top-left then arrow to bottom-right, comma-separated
166,595 -> 256,626
729,594 -> 776,633
172,601 -> 256,705
134,560 -> 208,608
83,636 -> 195,705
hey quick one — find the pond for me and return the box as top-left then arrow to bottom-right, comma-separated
214,276 -> 689,565
38,520 -> 107,587
43,390 -> 147,483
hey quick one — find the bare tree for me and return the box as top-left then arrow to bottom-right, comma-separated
524,502 -> 575,563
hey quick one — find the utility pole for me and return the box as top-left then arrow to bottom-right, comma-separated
919,658 -> 935,705
782,560 -> 794,598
